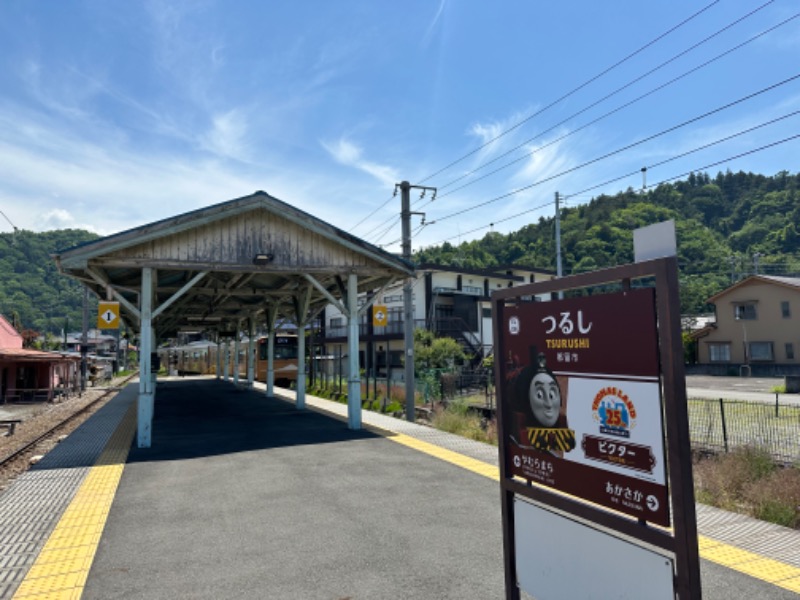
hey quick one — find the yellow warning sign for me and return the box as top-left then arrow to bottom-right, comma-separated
97,301 -> 120,329
372,304 -> 388,327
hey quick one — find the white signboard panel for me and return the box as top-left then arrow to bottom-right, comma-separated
514,497 -> 675,600
633,219 -> 676,263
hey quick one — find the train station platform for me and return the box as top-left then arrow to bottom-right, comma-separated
0,378 -> 799,599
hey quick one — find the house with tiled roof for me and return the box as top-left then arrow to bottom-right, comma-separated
690,275 -> 800,375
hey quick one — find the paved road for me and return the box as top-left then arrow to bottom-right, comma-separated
686,375 -> 800,405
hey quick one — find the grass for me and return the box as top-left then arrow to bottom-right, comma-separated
693,446 -> 800,529
428,398 -> 498,445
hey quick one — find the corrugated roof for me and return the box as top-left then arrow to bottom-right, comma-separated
0,348 -> 81,362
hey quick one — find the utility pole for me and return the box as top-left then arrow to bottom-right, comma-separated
398,180 -> 436,422
753,252 -> 762,275
81,287 -> 88,392
555,192 -> 563,279
555,192 -> 563,299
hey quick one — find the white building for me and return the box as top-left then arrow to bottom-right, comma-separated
322,264 -> 555,376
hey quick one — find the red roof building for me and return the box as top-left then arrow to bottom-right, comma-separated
0,315 -> 81,403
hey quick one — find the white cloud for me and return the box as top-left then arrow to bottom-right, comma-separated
0,102 -> 274,233
421,0 -> 447,48
321,137 -> 398,187
199,108 -> 251,162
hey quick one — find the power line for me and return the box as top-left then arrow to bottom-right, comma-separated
425,72 -> 800,225
424,132 -> 800,248
367,216 -> 401,245
435,7 -> 796,199
416,0 -> 722,185
349,193 -> 396,234
362,4 -> 791,247
566,109 -> 800,197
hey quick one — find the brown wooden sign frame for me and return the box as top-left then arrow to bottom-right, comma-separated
492,257 -> 701,600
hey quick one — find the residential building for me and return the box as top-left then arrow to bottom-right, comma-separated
64,329 -> 119,356
691,275 -> 800,376
322,264 -> 556,377
0,314 -> 81,402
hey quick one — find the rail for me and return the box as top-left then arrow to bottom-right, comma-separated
0,372 -> 138,469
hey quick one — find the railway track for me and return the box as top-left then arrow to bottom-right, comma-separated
0,373 -> 138,481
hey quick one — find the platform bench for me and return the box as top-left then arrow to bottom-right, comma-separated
0,420 -> 22,436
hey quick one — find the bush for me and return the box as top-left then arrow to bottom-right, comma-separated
694,446 -> 799,528
694,446 -> 771,509
743,467 -> 800,528
429,401 -> 497,445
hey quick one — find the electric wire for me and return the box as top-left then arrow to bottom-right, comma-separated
379,222 -> 427,250
368,216 -> 402,245
435,7 -> 796,200
370,3 -> 783,244
426,133 -> 800,247
349,193 -> 396,234
427,72 -> 800,225
416,0 -> 722,185
565,109 -> 800,198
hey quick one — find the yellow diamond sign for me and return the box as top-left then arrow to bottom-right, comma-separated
373,304 -> 388,327
98,301 -> 120,329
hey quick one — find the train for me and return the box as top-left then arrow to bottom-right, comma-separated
158,334 -> 300,387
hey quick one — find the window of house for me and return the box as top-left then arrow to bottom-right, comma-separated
747,342 -> 773,362
781,301 -> 791,318
786,343 -> 795,360
708,343 -> 730,362
734,303 -> 757,320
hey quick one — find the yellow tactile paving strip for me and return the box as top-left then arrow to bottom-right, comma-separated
369,421 -> 800,595
12,404 -> 137,600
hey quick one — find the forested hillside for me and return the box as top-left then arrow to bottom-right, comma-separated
415,170 -> 800,313
1,170 -> 798,337
0,229 -> 99,340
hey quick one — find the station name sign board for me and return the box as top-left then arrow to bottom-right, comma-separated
499,288 -> 670,526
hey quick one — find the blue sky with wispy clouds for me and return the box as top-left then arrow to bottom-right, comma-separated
0,1 -> 798,253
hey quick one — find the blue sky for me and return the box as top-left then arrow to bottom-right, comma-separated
0,1 -> 798,254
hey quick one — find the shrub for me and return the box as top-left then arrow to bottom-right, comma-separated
429,401 -> 497,445
385,401 -> 403,414
743,466 -> 800,528
693,447 -> 800,528
694,446 -> 776,509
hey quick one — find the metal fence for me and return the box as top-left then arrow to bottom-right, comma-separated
688,397 -> 800,464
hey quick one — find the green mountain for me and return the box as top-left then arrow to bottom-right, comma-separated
415,170 -> 800,313
0,229 -> 99,340
1,170 -> 798,337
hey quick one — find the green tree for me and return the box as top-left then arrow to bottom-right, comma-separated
413,329 -> 466,373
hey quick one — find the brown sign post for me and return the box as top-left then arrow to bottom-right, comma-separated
493,257 -> 701,599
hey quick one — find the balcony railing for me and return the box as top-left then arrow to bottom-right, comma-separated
325,319 -> 427,339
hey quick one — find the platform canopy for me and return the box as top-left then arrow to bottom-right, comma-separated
53,190 -> 414,338
53,190 -> 414,447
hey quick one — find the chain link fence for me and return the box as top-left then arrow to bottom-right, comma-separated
688,397 -> 800,464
